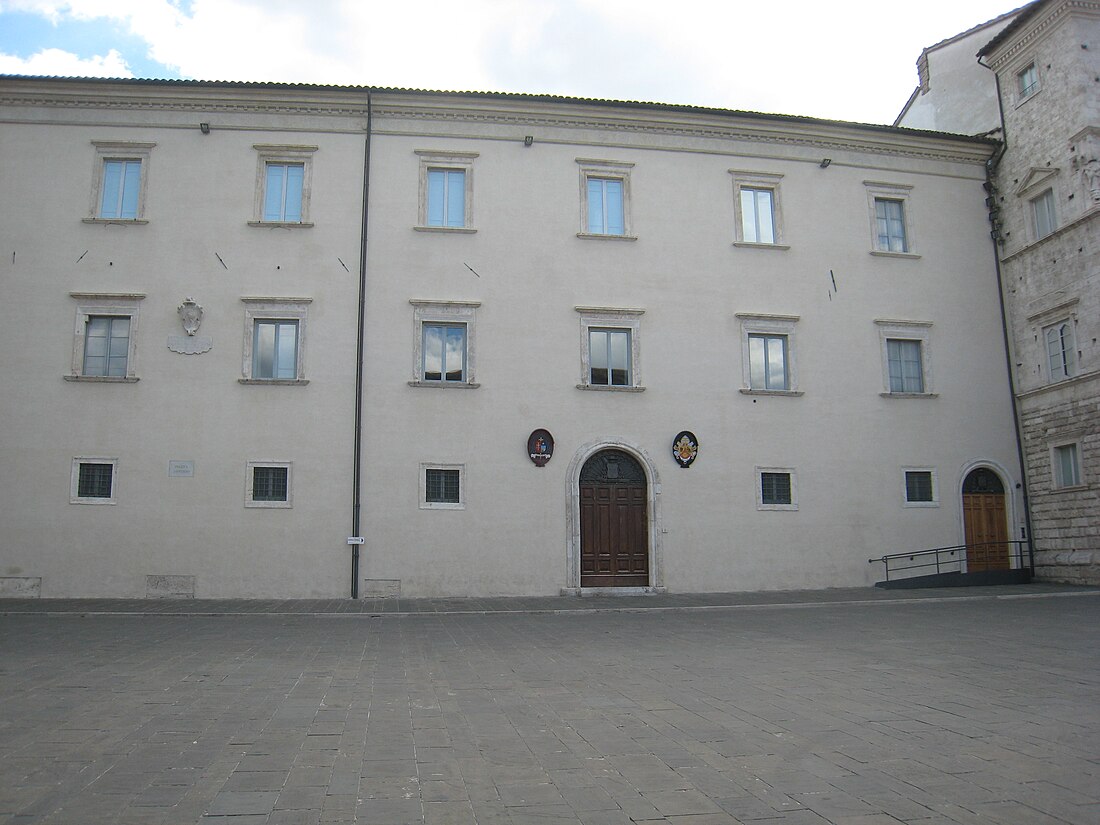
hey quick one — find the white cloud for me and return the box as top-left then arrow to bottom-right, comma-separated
0,46 -> 132,76
0,0 -> 1021,123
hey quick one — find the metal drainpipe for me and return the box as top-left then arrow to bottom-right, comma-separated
979,57 -> 1036,575
351,90 -> 373,598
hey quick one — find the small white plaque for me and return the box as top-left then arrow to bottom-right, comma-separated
168,460 -> 194,478
347,536 -> 365,545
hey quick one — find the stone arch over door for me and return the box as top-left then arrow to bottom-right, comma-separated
565,440 -> 663,592
959,463 -> 1014,572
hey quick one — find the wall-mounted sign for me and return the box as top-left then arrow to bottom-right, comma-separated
527,429 -> 554,467
168,460 -> 195,477
672,431 -> 698,468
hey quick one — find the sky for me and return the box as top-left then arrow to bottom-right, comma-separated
0,0 -> 1024,125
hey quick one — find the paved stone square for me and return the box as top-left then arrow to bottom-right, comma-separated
1,592 -> 1098,824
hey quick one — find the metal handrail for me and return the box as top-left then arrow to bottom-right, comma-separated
869,540 -> 1027,581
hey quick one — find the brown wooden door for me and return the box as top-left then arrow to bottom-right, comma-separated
579,450 -> 649,587
963,468 -> 1009,571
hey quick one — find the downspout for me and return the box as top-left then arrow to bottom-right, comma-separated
979,55 -> 1035,575
351,89 -> 373,598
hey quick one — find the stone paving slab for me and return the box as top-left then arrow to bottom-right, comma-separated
1,583 -> 1098,616
0,588 -> 1097,824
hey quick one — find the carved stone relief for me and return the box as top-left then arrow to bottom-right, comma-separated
168,297 -> 213,354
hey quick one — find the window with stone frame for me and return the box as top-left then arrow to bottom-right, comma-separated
576,159 -> 636,240
575,307 -> 644,391
756,466 -> 798,511
66,293 -> 144,383
246,461 -> 293,508
71,457 -> 118,504
415,151 -> 477,232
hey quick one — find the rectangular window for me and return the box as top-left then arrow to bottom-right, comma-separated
763,473 -> 794,508
1032,189 -> 1056,239
748,333 -> 788,391
420,463 -> 465,509
245,461 -> 292,508
1045,320 -> 1076,382
263,163 -> 304,222
70,457 -> 118,505
410,301 -> 479,388
425,468 -> 460,503
577,159 -> 634,240
82,316 -> 131,378
68,293 -> 144,382
416,151 -> 476,231
251,144 -> 316,226
589,328 -> 631,386
79,463 -> 114,499
427,169 -> 466,228
760,472 -> 791,505
252,320 -> 299,380
731,171 -> 786,248
738,313 -> 800,395
587,178 -> 625,235
252,466 -> 289,502
422,323 -> 467,382
1053,444 -> 1081,489
756,467 -> 797,510
88,142 -> 153,223
875,198 -> 908,253
577,307 -> 643,390
905,471 -> 935,503
887,339 -> 924,394
241,298 -> 310,384
99,159 -> 142,220
740,188 -> 775,244
1018,63 -> 1039,98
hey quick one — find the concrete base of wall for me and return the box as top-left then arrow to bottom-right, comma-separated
145,575 -> 196,599
0,577 -> 41,598
362,579 -> 401,598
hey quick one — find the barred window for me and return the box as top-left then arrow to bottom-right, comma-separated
71,458 -> 118,504
425,468 -> 460,503
253,466 -> 288,502
760,472 -> 792,506
78,463 -> 114,498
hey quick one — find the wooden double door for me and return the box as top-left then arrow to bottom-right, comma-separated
962,467 -> 1009,572
579,450 -> 649,587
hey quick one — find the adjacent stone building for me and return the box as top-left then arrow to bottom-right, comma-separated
900,0 -> 1100,585
0,76 -> 1026,598
978,0 -> 1100,583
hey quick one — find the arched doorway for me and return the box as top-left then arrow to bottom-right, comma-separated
579,449 -> 649,587
962,467 -> 1009,571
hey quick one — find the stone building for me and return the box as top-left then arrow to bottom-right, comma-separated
979,0 -> 1100,584
899,0 -> 1099,584
0,76 -> 1024,598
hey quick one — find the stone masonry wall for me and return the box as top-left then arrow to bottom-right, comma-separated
1021,384 -> 1100,583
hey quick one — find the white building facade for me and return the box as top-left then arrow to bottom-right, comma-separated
0,78 -> 1025,598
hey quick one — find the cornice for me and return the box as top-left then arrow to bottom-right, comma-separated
985,1 -> 1100,70
0,90 -> 370,119
371,104 -> 994,165
0,80 -> 996,165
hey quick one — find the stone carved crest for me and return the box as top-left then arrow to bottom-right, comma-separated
168,296 -> 213,355
178,297 -> 203,335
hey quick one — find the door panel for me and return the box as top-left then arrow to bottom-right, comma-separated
580,482 -> 648,587
963,492 -> 1009,571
